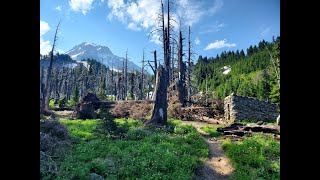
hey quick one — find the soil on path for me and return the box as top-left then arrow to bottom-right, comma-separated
182,121 -> 234,180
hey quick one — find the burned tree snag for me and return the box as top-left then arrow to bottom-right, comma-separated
42,20 -> 61,113
187,26 -> 191,103
146,65 -> 168,126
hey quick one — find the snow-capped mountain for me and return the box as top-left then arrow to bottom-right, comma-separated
65,42 -> 140,71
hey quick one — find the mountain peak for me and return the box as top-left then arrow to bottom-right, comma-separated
80,42 -> 98,47
65,42 -> 140,71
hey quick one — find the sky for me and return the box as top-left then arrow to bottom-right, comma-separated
40,0 -> 280,67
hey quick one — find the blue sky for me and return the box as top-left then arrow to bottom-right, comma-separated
40,0 -> 280,67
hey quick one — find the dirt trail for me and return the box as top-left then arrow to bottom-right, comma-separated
182,121 -> 234,180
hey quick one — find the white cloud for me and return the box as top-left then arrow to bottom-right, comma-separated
106,0 -> 223,45
55,6 -> 62,12
128,22 -> 141,31
208,0 -> 223,14
69,0 -> 94,15
40,21 -> 52,55
195,37 -> 200,45
204,39 -> 236,50
107,0 -> 160,29
200,21 -> 225,34
176,0 -> 223,26
150,33 -> 162,45
40,21 -> 50,36
260,27 -> 270,37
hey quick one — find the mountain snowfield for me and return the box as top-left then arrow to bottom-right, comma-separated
65,42 -> 141,71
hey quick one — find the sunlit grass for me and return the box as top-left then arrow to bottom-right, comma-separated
222,135 -> 280,180
200,125 -> 223,137
51,119 -> 209,180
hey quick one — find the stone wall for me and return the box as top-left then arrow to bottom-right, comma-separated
224,93 -> 279,123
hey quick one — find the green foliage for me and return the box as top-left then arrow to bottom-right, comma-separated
114,118 -> 144,129
222,135 -> 280,180
48,99 -> 58,108
59,119 -> 99,141
193,37 -> 280,102
51,119 -> 208,180
68,86 -> 79,107
200,125 -> 223,137
58,97 -> 67,108
96,103 -> 141,138
269,82 -> 280,106
167,119 -> 195,135
173,124 -> 194,135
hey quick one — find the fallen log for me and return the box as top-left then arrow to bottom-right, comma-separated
218,122 -> 280,137
217,123 -> 243,132
243,125 -> 280,134
224,130 -> 249,136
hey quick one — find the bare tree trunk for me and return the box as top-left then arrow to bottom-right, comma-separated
40,66 -> 45,109
42,21 -> 61,113
124,50 -> 128,100
154,50 -> 158,74
146,65 -> 168,126
139,50 -> 145,100
171,41 -> 175,84
177,28 -> 186,106
147,0 -> 171,126
187,26 -> 191,103
130,72 -> 134,100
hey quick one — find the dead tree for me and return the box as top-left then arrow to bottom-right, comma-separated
130,70 -> 135,100
177,26 -> 187,106
124,50 -> 128,100
147,50 -> 158,77
139,50 -> 145,100
41,20 -> 61,113
171,40 -> 175,84
187,26 -> 191,103
147,0 -> 173,126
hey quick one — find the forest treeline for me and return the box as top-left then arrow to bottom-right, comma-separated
40,55 -> 154,108
192,36 -> 280,106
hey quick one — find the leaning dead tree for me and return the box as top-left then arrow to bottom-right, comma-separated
41,20 -> 61,113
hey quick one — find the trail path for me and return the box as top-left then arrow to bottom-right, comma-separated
182,120 -> 234,180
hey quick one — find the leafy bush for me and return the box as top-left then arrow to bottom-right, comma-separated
58,97 -> 67,108
96,104 -> 128,138
200,125 -> 223,137
49,99 -> 58,108
174,124 -> 194,135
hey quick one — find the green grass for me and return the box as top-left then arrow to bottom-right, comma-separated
59,119 -> 100,141
200,125 -> 223,137
114,118 -> 144,129
52,118 -> 209,180
222,135 -> 280,180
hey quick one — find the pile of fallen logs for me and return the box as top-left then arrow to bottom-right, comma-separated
217,122 -> 280,137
